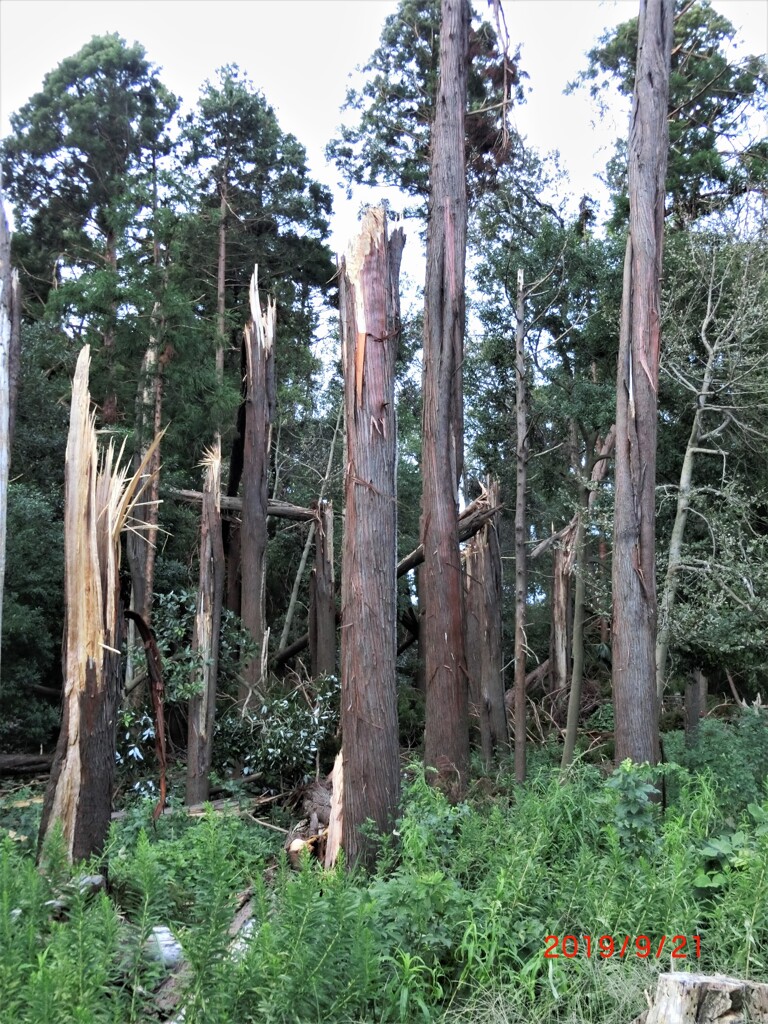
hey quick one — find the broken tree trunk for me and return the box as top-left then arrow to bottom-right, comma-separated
0,201 -> 21,681
513,269 -> 528,784
549,524 -> 576,709
685,669 -> 707,749
239,268 -> 275,705
633,972 -> 768,1024
422,0 -> 470,798
463,479 -> 508,768
125,302 -> 165,703
310,500 -> 335,678
39,346 -> 158,863
186,450 -> 225,806
558,428 -> 616,771
340,207 -> 404,869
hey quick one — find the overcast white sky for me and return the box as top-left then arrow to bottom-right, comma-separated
1,0 -> 766,252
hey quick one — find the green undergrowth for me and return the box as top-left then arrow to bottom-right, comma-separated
1,755 -> 767,1023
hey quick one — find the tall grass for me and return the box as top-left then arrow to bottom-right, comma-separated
1,742 -> 767,1022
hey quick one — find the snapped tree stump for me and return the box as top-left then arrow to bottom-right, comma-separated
632,972 -> 768,1024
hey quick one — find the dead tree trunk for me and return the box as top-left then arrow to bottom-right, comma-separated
422,0 -> 470,798
186,451 -> 225,805
310,500 -> 335,678
463,480 -> 508,768
685,669 -> 706,750
550,527 -> 576,708
561,427 -> 616,770
612,0 -> 673,766
513,269 -> 528,784
125,303 -> 165,702
0,202 -> 21,680
655,278 -> 722,699
39,346 -> 157,862
340,207 -> 404,869
239,270 -> 275,705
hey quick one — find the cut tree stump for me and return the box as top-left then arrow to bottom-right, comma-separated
632,972 -> 768,1024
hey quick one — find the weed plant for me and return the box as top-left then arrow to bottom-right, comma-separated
1,744 -> 767,1023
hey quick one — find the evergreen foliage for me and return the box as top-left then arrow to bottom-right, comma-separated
0,33 -> 178,317
572,0 -> 768,226
327,0 -> 524,207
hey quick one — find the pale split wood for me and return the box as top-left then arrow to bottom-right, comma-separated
39,346 -> 162,862
324,750 -> 344,869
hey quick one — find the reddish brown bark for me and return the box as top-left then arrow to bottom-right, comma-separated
612,0 -> 673,765
463,481 -> 508,768
340,208 -> 404,869
422,0 -> 470,798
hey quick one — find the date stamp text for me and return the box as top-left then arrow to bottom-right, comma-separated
544,935 -> 701,959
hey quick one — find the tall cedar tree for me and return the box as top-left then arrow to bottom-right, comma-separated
327,0 -> 521,208
1,34 -> 177,323
612,0 -> 673,766
422,0 -> 471,797
574,0 -> 768,227
182,65 -> 333,429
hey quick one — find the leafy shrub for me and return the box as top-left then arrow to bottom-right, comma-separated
663,706 -> 768,815
150,589 -> 259,702
214,673 -> 341,785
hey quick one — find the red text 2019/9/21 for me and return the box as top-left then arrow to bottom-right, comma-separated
544,935 -> 701,960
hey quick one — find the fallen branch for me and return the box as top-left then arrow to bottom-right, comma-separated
166,488 -> 315,521
155,887 -> 256,1020
109,792 -> 283,822
271,497 -> 501,667
0,754 -> 53,776
396,496 -> 501,576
